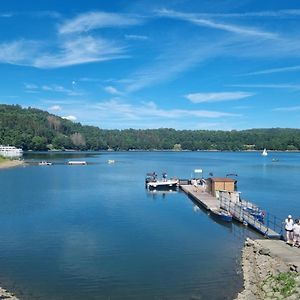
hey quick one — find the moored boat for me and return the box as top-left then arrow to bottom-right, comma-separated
147,179 -> 179,190
68,161 -> 87,165
38,161 -> 52,166
145,172 -> 178,190
210,208 -> 233,222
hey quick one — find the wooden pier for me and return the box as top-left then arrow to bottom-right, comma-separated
180,184 -> 282,239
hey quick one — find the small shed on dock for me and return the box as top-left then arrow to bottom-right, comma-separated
207,177 -> 236,197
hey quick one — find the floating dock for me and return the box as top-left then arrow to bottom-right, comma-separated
67,161 -> 87,165
180,183 -> 282,239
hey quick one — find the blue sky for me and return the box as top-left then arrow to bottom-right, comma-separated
1,0 -> 300,130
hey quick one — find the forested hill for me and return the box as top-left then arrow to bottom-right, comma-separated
1,104 -> 300,151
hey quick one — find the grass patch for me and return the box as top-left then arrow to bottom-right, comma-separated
263,272 -> 297,298
0,155 -> 8,162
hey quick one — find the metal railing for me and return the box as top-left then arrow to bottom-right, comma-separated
220,196 -> 283,239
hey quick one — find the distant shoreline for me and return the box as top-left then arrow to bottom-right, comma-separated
0,159 -> 25,169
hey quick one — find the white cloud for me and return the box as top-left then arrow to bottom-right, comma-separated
157,9 -> 277,39
0,40 -> 42,66
241,65 -> 300,76
0,35 -> 127,69
185,92 -> 253,103
49,105 -> 62,111
62,115 -> 77,121
177,9 -> 300,19
273,106 -> 300,112
59,11 -> 142,35
93,99 -> 239,120
104,86 -> 122,95
34,36 -> 127,68
24,83 -> 38,89
229,84 -> 300,90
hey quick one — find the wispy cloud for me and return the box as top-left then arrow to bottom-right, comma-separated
124,37 -> 227,92
49,105 -> 62,111
0,36 -> 127,68
0,13 -> 13,18
59,11 -> 142,35
241,65 -> 300,76
93,99 -> 239,119
124,34 -> 148,41
24,83 -> 82,96
62,115 -> 77,121
185,91 -> 253,103
104,86 -> 122,95
229,83 -> 300,90
157,9 -> 277,39
273,106 -> 300,112
24,83 -> 38,90
35,36 -> 127,68
179,9 -> 300,19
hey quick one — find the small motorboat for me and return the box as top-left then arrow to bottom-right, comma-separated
147,179 -> 178,190
38,161 -> 52,166
245,207 -> 265,222
210,208 -> 233,222
107,159 -> 115,164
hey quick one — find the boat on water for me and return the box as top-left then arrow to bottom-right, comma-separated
244,206 -> 265,222
261,148 -> 268,156
145,172 -> 178,190
67,161 -> 87,165
38,161 -> 52,166
210,208 -> 233,222
147,179 -> 179,190
107,159 -> 115,164
0,145 -> 23,158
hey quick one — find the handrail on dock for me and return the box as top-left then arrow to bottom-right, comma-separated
220,196 -> 283,239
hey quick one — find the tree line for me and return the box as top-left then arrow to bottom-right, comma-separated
1,104 -> 300,151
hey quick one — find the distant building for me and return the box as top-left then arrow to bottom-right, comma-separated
0,145 -> 23,158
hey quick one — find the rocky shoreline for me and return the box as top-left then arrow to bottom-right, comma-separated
235,238 -> 300,300
0,286 -> 19,299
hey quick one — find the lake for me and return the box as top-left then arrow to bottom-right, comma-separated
0,151 -> 298,299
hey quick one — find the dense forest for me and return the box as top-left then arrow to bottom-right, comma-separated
1,104 -> 300,151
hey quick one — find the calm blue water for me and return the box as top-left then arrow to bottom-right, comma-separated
0,151 -> 298,299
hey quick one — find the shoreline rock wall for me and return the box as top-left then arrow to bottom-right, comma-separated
235,238 -> 300,300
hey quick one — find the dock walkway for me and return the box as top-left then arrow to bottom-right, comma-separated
180,185 -> 220,210
180,184 -> 282,239
256,239 -> 300,268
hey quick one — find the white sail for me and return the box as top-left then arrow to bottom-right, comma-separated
262,148 -> 268,156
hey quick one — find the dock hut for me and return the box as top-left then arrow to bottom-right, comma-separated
207,177 -> 236,197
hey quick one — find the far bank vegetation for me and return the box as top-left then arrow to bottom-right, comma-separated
1,104 -> 300,151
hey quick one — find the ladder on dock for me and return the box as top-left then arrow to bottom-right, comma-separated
220,197 -> 283,239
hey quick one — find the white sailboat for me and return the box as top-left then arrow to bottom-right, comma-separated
261,148 -> 268,156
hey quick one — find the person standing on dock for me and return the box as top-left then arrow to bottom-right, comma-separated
285,215 -> 294,244
293,219 -> 300,247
